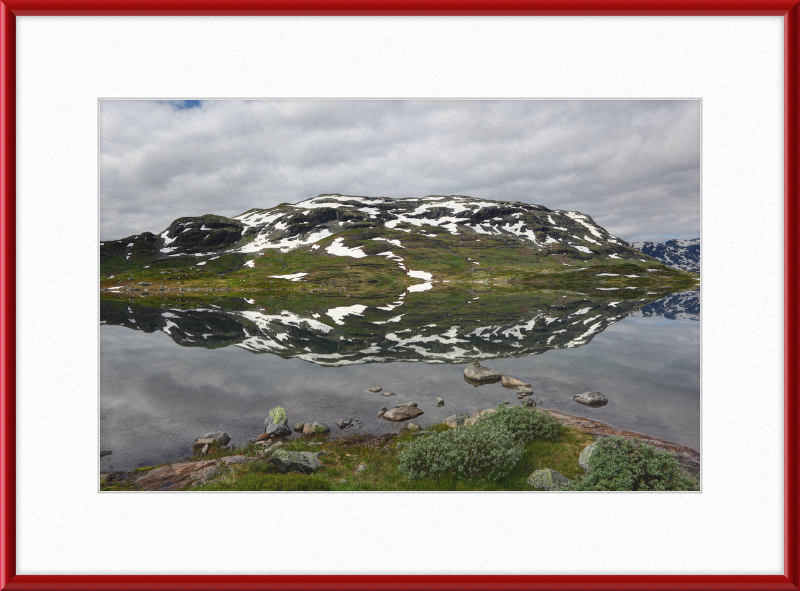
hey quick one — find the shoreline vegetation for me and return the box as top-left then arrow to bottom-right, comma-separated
101,405 -> 700,493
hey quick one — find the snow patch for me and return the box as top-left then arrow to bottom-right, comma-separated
407,282 -> 432,293
325,237 -> 367,259
408,270 -> 432,281
270,272 -> 308,281
326,304 -> 367,325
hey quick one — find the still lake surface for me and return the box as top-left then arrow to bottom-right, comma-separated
100,289 -> 699,472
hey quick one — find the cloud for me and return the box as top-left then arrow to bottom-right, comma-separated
100,99 -> 700,243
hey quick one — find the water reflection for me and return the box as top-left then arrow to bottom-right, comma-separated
99,289 -> 700,471
100,289 -> 698,366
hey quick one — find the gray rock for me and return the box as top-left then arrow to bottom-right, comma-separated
197,431 -> 231,446
309,442 -> 323,446
100,450 -> 112,457
270,450 -> 323,474
517,386 -> 534,396
463,364 -> 504,382
368,387 -> 382,393
527,468 -> 572,491
336,417 -> 356,430
501,376 -> 531,388
436,397 -> 444,407
380,392 -> 397,397
264,418 -> 292,438
382,406 -> 424,421
404,423 -> 421,432
377,407 -> 388,419
395,402 -> 418,408
573,391 -> 609,407
293,422 -> 305,433
354,463 -> 367,473
303,421 -> 330,435
200,444 -> 209,455
444,414 -> 469,427
579,442 -> 599,473
522,398 -> 536,407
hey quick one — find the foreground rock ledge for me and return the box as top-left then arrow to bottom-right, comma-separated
134,455 -> 251,491
544,409 -> 700,478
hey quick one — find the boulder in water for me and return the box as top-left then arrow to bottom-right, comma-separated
196,431 -> 231,446
382,407 -> 424,421
573,391 -> 609,407
501,376 -> 531,388
463,363 -> 504,382
264,418 -> 291,438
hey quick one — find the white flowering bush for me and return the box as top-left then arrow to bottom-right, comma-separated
478,404 -> 562,442
569,436 -> 698,491
398,420 -> 523,481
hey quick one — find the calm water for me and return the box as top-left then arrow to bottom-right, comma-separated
100,289 -> 699,472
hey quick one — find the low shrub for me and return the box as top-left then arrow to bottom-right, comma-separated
397,420 -> 524,481
570,436 -> 698,491
478,404 -> 562,442
268,406 -> 287,424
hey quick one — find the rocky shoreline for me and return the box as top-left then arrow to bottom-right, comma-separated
101,404 -> 700,491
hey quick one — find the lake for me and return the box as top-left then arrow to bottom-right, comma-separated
99,288 -> 699,472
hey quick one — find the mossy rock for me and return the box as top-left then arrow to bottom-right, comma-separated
526,468 -> 572,491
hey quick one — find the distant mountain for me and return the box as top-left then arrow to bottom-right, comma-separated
631,238 -> 700,273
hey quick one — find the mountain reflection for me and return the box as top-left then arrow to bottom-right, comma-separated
100,289 -> 698,366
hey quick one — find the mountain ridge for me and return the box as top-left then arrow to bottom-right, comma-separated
100,194 -> 697,295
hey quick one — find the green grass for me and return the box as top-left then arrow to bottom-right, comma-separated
103,414 -> 696,492
190,421 -> 596,492
101,226 -> 698,298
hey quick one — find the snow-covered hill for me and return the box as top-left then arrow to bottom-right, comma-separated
103,193 -> 648,265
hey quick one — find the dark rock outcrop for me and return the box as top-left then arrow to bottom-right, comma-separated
264,418 -> 291,438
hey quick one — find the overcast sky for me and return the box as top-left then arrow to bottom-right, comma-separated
99,99 -> 700,244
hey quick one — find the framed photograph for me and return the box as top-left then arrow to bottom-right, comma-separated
1,4 -> 798,591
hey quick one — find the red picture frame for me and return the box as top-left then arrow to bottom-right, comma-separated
1,4 -> 798,591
